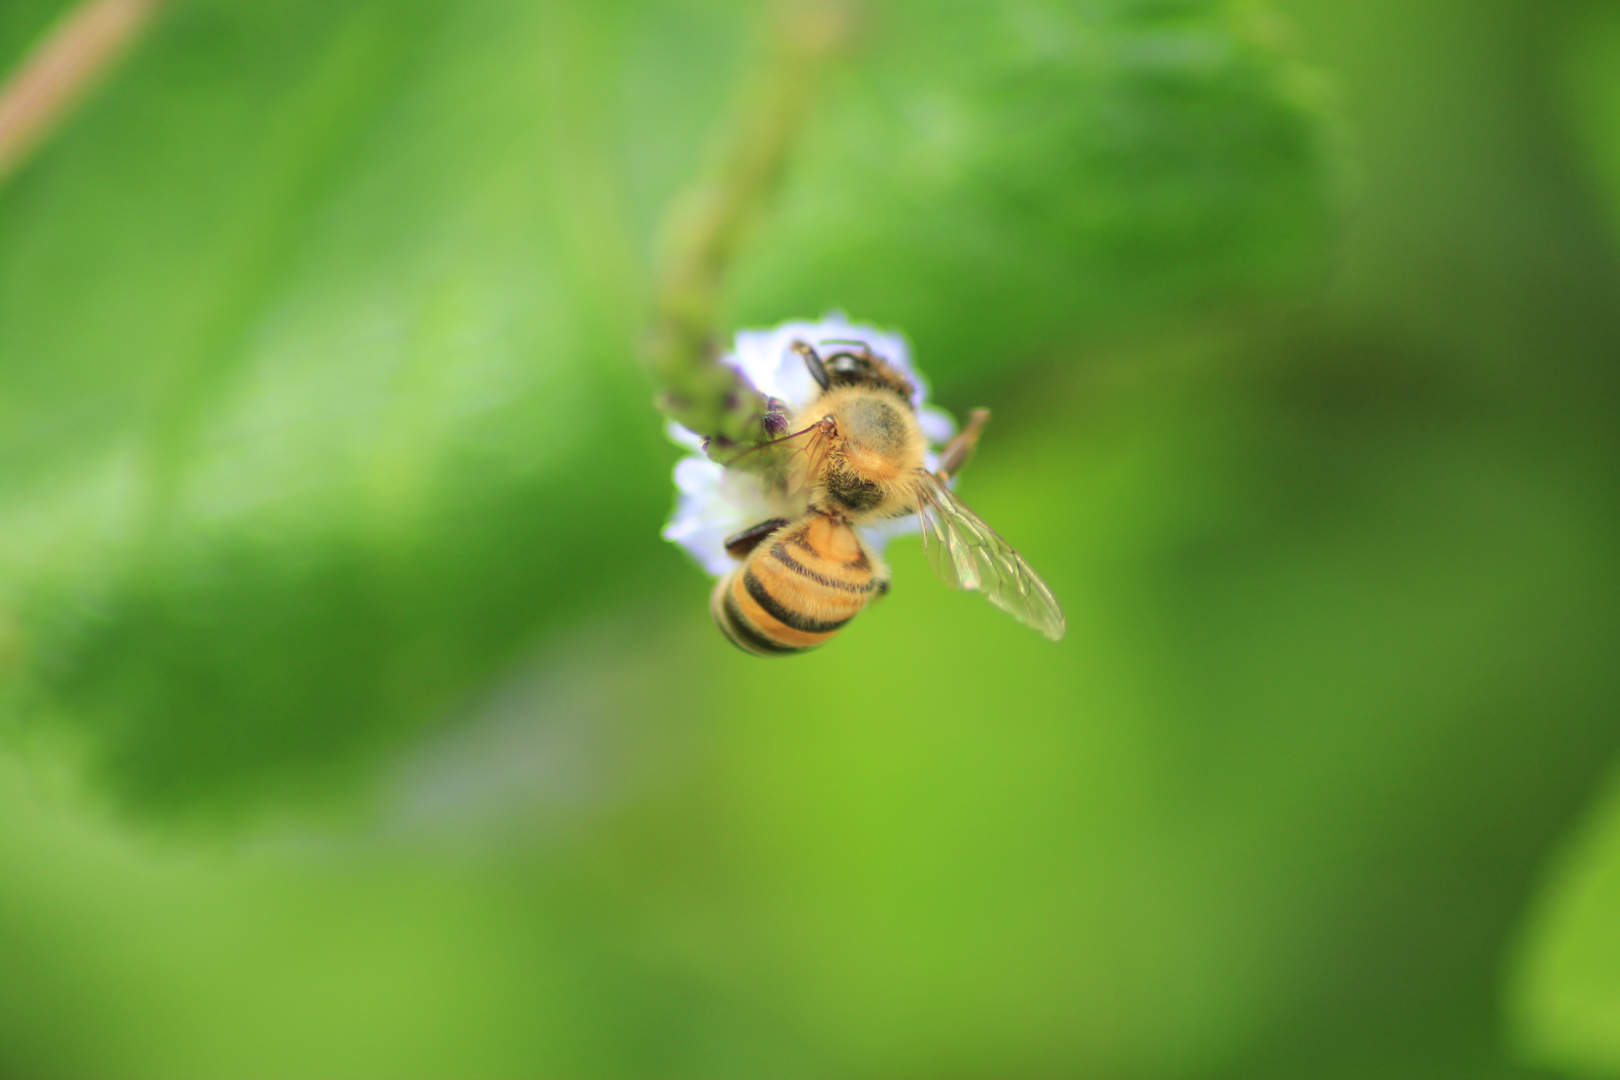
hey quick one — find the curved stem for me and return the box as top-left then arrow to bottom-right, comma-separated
646,0 -> 857,451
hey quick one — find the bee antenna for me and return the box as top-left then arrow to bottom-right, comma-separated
791,339 -> 831,391
717,419 -> 829,467
819,337 -> 879,358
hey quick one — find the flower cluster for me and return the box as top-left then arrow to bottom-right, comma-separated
663,314 -> 957,576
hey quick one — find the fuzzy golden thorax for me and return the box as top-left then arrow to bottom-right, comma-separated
793,383 -> 927,523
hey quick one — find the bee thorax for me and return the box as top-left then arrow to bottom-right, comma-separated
840,396 -> 908,457
794,385 -> 928,519
824,467 -> 885,512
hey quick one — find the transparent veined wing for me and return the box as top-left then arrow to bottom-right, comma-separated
913,472 -> 1066,641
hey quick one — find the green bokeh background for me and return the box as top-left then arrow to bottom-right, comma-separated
2,0 -> 1619,1077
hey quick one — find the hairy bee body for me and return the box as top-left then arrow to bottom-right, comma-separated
704,336 -> 1065,655
711,513 -> 889,655
802,385 -> 926,517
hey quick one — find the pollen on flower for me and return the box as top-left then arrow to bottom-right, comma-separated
662,313 -> 957,577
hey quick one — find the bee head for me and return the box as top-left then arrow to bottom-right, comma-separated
824,349 -> 873,382
793,339 -> 916,403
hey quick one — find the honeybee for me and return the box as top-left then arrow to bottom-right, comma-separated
711,339 -> 1065,655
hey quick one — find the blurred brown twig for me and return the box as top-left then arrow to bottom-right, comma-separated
0,0 -> 169,186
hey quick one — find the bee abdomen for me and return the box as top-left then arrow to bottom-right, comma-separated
711,568 -> 853,656
710,514 -> 886,657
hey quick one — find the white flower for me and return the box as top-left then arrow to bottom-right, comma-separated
662,313 -> 957,577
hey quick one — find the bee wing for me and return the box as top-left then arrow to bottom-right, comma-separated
914,472 -> 1066,641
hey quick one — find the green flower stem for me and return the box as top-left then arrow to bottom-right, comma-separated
645,0 -> 856,450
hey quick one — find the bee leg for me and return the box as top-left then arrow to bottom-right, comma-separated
937,408 -> 991,481
724,518 -> 791,560
791,340 -> 831,391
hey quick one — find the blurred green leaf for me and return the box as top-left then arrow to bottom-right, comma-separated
1561,2 -> 1620,246
2,0 -> 1619,1078
0,0 -> 1335,816
726,0 -> 1338,389
1510,771 -> 1620,1077
2,327 -> 1616,1078
1498,8 -> 1620,1074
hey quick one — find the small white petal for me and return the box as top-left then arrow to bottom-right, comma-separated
857,512 -> 923,556
663,454 -> 797,577
662,458 -> 740,576
918,405 -> 957,446
665,419 -> 706,453
731,325 -> 820,409
671,455 -> 723,497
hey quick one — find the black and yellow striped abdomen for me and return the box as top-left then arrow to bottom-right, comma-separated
711,513 -> 888,656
